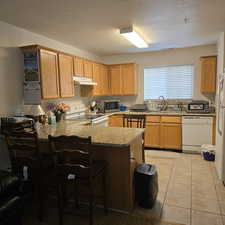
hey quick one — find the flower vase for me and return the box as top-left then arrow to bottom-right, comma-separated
56,113 -> 63,122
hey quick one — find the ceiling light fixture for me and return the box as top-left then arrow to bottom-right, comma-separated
120,26 -> 148,48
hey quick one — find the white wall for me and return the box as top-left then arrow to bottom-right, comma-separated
101,44 -> 217,106
0,21 -> 101,117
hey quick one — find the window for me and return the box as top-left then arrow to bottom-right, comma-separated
144,65 -> 193,100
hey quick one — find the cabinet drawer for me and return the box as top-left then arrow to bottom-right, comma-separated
146,116 -> 160,123
161,116 -> 181,123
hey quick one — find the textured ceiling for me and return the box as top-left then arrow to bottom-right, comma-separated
0,0 -> 225,55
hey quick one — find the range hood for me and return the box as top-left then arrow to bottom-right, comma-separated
73,76 -> 97,86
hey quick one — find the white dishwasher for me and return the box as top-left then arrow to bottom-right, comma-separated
182,116 -> 213,153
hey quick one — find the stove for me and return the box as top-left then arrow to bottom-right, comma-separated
65,105 -> 108,126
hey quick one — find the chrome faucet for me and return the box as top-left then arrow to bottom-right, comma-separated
158,96 -> 168,111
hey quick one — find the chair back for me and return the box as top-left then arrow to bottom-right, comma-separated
48,135 -> 92,179
123,114 -> 146,128
5,129 -> 39,174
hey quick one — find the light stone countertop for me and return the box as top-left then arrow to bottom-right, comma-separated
108,111 -> 216,117
37,121 -> 144,147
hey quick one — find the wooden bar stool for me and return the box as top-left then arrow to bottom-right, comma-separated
48,135 -> 108,225
123,114 -> 146,162
4,128 -> 45,221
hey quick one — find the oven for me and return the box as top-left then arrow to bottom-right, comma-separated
102,100 -> 120,113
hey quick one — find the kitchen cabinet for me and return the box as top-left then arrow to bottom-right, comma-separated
39,49 -> 60,99
101,64 -> 110,96
109,63 -> 138,96
84,59 -> 93,78
200,56 -> 217,94
73,56 -> 84,76
145,123 -> 161,148
121,63 -> 138,95
108,115 -> 123,127
109,65 -> 122,95
58,53 -> 74,98
92,62 -> 101,96
160,123 -> 182,150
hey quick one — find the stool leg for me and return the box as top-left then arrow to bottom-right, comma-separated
103,170 -> 108,214
57,182 -> 64,225
89,183 -> 94,225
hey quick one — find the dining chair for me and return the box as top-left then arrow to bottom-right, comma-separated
4,128 -> 45,221
123,114 -> 146,162
48,135 -> 108,225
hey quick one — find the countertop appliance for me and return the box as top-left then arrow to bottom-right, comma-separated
186,100 -> 210,113
130,104 -> 148,112
182,116 -> 213,153
102,100 -> 120,113
65,105 -> 109,127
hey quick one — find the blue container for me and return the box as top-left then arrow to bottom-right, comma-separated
203,151 -> 215,161
119,105 -> 127,111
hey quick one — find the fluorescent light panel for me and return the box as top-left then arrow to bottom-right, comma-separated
120,27 -> 148,48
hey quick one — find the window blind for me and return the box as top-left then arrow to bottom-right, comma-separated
144,65 -> 193,100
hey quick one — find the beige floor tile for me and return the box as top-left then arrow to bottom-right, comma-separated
133,200 -> 163,220
161,204 -> 191,225
192,195 -> 220,214
219,201 -> 225,215
192,183 -> 216,195
216,183 -> 225,201
192,190 -> 218,200
222,216 -> 225,225
168,182 -> 191,194
191,210 -> 223,225
165,191 -> 191,209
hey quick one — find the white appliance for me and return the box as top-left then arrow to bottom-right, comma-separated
65,105 -> 108,127
216,73 -> 225,183
182,116 -> 213,153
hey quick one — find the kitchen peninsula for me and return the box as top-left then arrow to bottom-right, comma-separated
37,121 -> 144,212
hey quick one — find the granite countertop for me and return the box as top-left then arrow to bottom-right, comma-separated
110,111 -> 216,117
37,121 -> 144,147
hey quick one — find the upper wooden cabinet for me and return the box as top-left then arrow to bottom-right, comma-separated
39,49 -> 60,99
121,63 -> 138,95
101,64 -> 110,96
92,63 -> 101,96
200,56 -> 217,94
109,63 -> 138,96
73,56 -> 84,77
109,65 -> 122,95
58,54 -> 74,98
83,59 -> 93,78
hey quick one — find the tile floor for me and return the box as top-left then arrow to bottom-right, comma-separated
134,150 -> 225,225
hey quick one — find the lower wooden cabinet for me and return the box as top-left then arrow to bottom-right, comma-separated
108,115 -> 123,127
145,123 -> 161,148
160,123 -> 182,150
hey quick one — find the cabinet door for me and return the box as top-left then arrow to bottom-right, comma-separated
160,123 -> 182,150
109,65 -> 122,95
200,56 -> 217,93
145,123 -> 161,148
58,54 -> 74,98
92,63 -> 101,96
121,63 -> 137,95
40,49 -> 60,99
101,64 -> 110,96
108,115 -> 123,127
73,56 -> 84,76
84,59 -> 93,78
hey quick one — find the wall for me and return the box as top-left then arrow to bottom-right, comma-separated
0,20 -> 101,117
215,32 -> 225,180
101,44 -> 217,106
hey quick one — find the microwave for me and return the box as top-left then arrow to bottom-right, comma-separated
187,100 -> 210,113
102,100 -> 120,113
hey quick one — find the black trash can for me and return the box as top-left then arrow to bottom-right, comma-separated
134,164 -> 158,208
